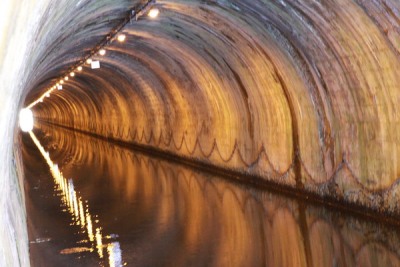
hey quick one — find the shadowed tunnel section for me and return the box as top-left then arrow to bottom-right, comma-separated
25,0 -> 400,215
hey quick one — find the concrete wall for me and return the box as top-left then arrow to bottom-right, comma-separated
33,0 -> 400,215
0,0 -> 53,265
2,0 -> 400,264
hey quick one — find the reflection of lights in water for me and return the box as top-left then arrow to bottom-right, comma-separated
79,198 -> 85,227
108,242 -> 123,267
96,228 -> 104,258
29,131 -> 123,266
86,212 -> 95,242
19,108 -> 34,132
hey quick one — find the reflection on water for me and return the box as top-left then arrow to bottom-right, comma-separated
29,131 -> 123,266
23,124 -> 400,267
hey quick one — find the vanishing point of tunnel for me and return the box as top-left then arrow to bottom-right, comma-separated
1,0 -> 400,266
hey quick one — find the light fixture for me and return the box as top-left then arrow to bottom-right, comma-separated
26,1 -> 159,109
46,93 -> 50,97
117,34 -> 126,42
148,8 -> 159,18
91,60 -> 100,69
19,108 -> 34,132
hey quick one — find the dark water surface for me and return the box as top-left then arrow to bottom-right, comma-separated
22,124 -> 400,267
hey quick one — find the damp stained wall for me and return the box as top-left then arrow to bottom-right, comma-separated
0,0 -> 52,265
31,0 -> 400,212
2,0 -> 400,265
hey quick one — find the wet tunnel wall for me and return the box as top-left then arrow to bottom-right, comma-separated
1,0 -> 400,265
31,0 -> 400,214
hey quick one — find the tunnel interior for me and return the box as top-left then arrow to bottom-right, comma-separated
22,0 -> 400,215
12,0 -> 400,265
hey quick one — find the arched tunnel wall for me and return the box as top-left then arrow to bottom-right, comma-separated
31,0 -> 400,214
2,0 -> 400,265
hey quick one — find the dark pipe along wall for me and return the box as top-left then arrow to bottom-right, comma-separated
24,0 -> 400,216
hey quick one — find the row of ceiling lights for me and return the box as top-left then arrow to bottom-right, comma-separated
27,2 -> 160,109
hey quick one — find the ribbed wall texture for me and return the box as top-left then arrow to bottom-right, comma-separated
3,0 -> 400,264
31,0 -> 400,215
1,0 -> 53,265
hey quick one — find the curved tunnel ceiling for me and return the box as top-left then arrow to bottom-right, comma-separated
24,0 -> 400,214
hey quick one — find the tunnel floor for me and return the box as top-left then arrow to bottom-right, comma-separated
22,123 -> 400,267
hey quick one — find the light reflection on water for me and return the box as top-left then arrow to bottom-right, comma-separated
28,131 -> 123,267
23,124 -> 400,267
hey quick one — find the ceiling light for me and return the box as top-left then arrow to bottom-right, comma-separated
70,72 -> 75,77
60,80 -> 64,84
91,60 -> 100,69
99,49 -> 106,56
64,76 -> 69,81
117,34 -> 126,42
77,66 -> 83,71
148,8 -> 159,18
86,58 -> 92,64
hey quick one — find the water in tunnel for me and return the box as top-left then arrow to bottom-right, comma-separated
2,0 -> 400,265
22,123 -> 400,266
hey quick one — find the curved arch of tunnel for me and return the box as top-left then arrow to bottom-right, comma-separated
23,0 -> 400,215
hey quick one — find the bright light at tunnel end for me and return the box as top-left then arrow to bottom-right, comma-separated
19,108 -> 34,132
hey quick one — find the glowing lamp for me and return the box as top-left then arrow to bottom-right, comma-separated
64,76 -> 69,81
70,72 -> 75,77
19,108 -> 34,132
99,49 -> 106,56
77,66 -> 83,71
86,58 -> 92,64
117,34 -> 126,42
148,8 -> 159,18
